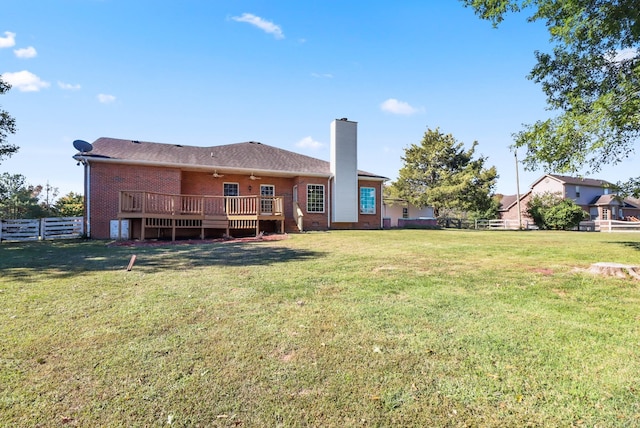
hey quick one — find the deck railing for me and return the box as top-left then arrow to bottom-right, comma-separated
119,191 -> 284,217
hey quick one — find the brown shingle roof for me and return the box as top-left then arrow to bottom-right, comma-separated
545,174 -> 614,188
589,194 -> 624,206
498,194 -> 518,211
78,137 -> 386,179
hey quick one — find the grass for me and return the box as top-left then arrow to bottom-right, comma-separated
1,229 -> 639,427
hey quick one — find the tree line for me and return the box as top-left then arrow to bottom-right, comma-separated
0,173 -> 83,219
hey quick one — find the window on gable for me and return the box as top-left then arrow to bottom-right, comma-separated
360,187 -> 376,214
307,184 -> 324,213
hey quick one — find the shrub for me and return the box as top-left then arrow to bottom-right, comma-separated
526,192 -> 588,230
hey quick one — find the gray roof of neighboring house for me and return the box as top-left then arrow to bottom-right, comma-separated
589,195 -> 640,208
75,137 -> 387,179
628,197 -> 640,208
534,174 -> 614,188
498,192 -> 530,211
589,194 -> 624,206
498,194 -> 518,211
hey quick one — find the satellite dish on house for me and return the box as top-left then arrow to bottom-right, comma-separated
73,139 -> 93,153
212,170 -> 225,178
249,173 -> 262,180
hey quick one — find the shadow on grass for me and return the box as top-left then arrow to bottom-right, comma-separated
0,239 -> 324,280
609,241 -> 640,252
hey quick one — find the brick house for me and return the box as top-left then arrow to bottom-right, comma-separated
73,119 -> 387,240
499,174 -> 640,223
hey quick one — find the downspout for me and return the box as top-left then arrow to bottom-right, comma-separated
85,160 -> 91,238
327,176 -> 332,229
380,183 -> 385,229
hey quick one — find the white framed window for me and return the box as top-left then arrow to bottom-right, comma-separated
260,184 -> 275,214
307,184 -> 325,213
223,182 -> 239,213
402,207 -> 409,219
575,185 -> 580,198
223,182 -> 239,196
360,187 -> 376,214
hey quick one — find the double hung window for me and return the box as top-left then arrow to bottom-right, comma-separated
307,184 -> 325,213
360,187 -> 376,214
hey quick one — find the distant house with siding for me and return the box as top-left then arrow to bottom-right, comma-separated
382,199 -> 435,228
499,174 -> 640,223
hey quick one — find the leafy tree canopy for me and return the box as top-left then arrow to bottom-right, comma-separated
54,192 -> 84,217
390,128 -> 499,218
462,0 -> 640,191
0,77 -> 18,164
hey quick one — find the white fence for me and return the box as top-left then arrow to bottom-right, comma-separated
579,220 -> 640,233
0,217 -> 84,242
475,219 -> 534,230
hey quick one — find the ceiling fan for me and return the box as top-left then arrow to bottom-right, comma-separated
212,170 -> 225,178
249,172 -> 262,180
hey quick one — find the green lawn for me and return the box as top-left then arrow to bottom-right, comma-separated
1,230 -> 639,427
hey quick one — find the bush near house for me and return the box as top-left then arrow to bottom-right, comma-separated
543,199 -> 589,230
527,192 -> 588,230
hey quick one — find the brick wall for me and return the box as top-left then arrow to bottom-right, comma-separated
89,163 -> 181,239
89,163 -> 385,238
500,193 -> 533,223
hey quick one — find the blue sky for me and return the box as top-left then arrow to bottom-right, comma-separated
1,1 -> 637,199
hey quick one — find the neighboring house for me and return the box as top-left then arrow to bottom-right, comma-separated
73,119 -> 388,240
382,198 -> 435,228
499,174 -> 640,223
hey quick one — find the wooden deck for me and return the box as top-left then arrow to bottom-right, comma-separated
117,191 -> 285,240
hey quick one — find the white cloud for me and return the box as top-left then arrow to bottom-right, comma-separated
1,70 -> 50,92
296,136 -> 323,150
610,47 -> 638,63
97,93 -> 116,104
58,81 -> 81,91
231,13 -> 284,39
380,98 -> 422,115
0,31 -> 16,48
311,72 -> 333,78
14,46 -> 37,58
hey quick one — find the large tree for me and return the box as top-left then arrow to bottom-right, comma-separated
462,0 -> 640,193
391,128 -> 499,218
0,77 -> 18,164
